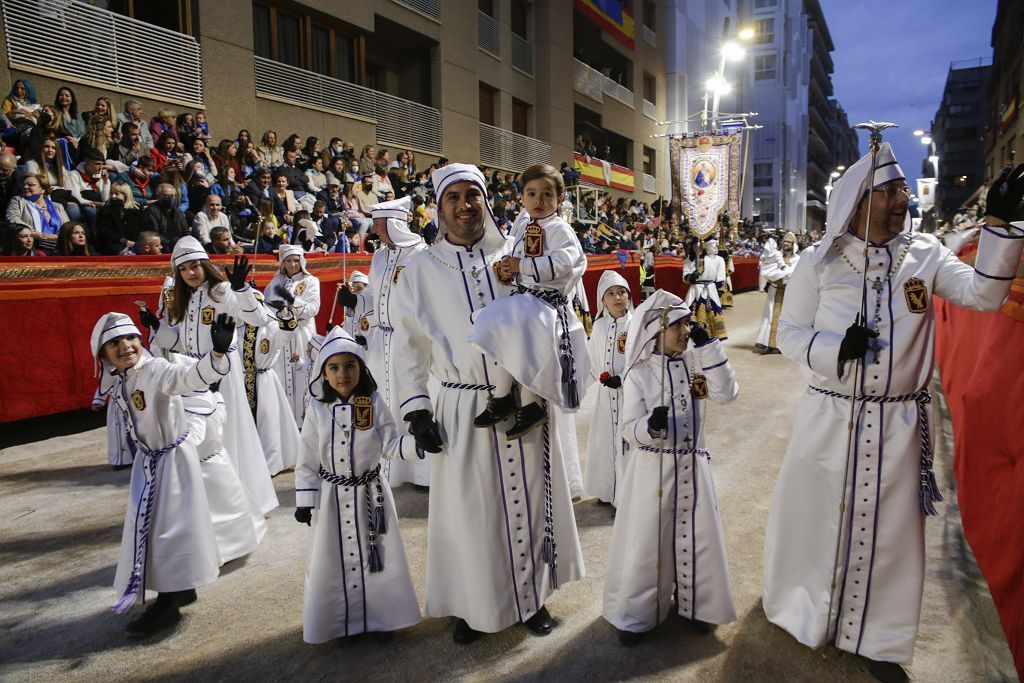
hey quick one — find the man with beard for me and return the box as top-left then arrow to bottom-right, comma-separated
392,164 -> 585,644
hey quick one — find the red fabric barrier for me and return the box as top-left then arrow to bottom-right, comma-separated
935,295 -> 1024,677
581,253 -> 642,312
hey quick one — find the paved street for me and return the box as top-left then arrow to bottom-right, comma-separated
0,291 -> 1014,682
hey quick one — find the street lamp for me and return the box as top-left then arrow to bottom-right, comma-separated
825,170 -> 842,204
704,32 -> 753,129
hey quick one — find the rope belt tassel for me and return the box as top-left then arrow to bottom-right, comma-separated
319,465 -> 388,572
539,399 -> 558,588
809,386 -> 941,516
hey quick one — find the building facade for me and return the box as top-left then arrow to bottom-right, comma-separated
984,0 -> 1022,187
0,0 -> 674,200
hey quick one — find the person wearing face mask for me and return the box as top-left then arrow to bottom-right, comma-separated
0,151 -> 18,208
141,182 -> 189,249
6,173 -> 68,254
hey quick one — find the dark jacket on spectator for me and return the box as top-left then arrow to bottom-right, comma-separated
243,179 -> 272,207
140,202 -> 189,249
276,164 -> 306,192
315,188 -> 345,214
254,233 -> 283,255
95,204 -> 143,255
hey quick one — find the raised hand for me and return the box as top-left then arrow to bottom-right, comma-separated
138,307 -> 160,331
689,324 -> 712,347
210,313 -> 237,354
225,255 -> 252,291
985,164 -> 1024,223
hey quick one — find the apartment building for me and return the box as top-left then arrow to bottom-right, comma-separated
931,60 -> 990,221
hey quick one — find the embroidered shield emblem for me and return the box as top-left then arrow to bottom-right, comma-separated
353,396 -> 373,430
616,331 -> 628,355
393,265 -> 405,284
904,277 -> 929,314
259,339 -> 270,355
359,317 -> 370,332
294,282 -> 306,296
131,390 -> 146,411
691,374 -> 709,399
524,223 -> 544,257
200,306 -> 216,325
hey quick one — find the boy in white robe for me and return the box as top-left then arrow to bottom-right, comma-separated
755,231 -> 798,354
603,290 -> 739,645
93,312 -> 230,637
683,238 -> 728,340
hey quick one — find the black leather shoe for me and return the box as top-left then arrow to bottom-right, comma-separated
453,618 -> 483,644
506,402 -> 548,440
126,600 -> 181,638
172,589 -> 197,607
617,629 -> 645,646
865,658 -> 908,683
474,393 -> 516,427
523,606 -> 555,635
685,618 -> 714,634
372,630 -> 394,643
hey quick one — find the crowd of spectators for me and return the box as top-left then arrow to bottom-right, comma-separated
0,76 -> 783,263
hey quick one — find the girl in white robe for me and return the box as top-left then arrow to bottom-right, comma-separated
265,245 -> 321,425
92,312 -> 225,636
584,270 -> 633,505
148,238 -> 279,516
603,290 -> 739,644
295,329 -> 422,643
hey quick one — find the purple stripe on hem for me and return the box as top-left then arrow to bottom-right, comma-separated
975,268 -> 1015,281
855,404 -> 885,654
516,436 -> 541,614
983,224 -> 1024,239
806,331 -> 821,372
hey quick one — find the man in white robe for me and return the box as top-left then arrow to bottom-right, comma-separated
755,231 -> 799,354
392,164 -> 585,643
763,146 -> 1024,681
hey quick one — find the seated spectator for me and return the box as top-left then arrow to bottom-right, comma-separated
56,220 -> 95,256
117,99 -> 154,151
560,161 -> 579,188
85,96 -> 117,128
305,155 -> 327,194
175,112 -> 196,144
159,160 -> 191,216
28,106 -> 70,159
65,148 -> 111,235
95,180 -> 143,255
2,78 -> 40,134
276,148 -> 307,195
347,178 -> 374,252
207,225 -> 242,255
22,135 -> 76,214
133,230 -> 163,255
256,197 -> 280,237
282,132 -> 302,158
117,156 -> 159,205
340,140 -> 356,165
184,161 -> 210,216
357,144 -> 376,177
194,110 -> 210,139
316,176 -> 345,215
291,213 -> 319,251
148,109 -> 177,152
192,193 -> 229,245
345,159 -> 361,185
78,115 -> 115,163
53,87 -> 86,140
371,164 -> 393,201
210,165 -> 240,203
149,131 -> 178,172
244,167 -> 273,206
183,136 -> 217,178
212,139 -> 236,178
7,173 -> 68,253
0,152 -> 19,207
309,199 -> 339,250
324,155 -> 346,186
254,218 -> 283,255
236,129 -> 252,148
271,171 -> 299,225
4,223 -> 47,256
302,136 -> 321,163
116,122 -> 146,166
140,182 -> 189,249
323,136 -> 344,162
256,129 -> 282,167
374,148 -> 390,171
236,140 -> 260,180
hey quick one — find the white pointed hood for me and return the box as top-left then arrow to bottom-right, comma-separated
623,289 -> 691,374
308,327 -> 366,401
171,236 -> 208,268
370,195 -> 421,248
278,244 -> 309,276
595,270 -> 632,319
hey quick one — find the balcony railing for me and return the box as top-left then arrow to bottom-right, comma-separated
603,77 -> 634,108
642,99 -> 657,120
391,0 -> 440,20
511,32 -> 533,75
478,11 -> 501,57
1,0 -> 203,107
642,25 -> 656,47
254,56 -> 442,155
643,173 -> 656,194
573,59 -> 604,103
479,123 -> 551,173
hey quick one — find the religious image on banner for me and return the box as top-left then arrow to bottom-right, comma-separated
916,178 -> 937,212
670,131 -> 742,239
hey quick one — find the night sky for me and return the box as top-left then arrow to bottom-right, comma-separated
820,0 -> 997,191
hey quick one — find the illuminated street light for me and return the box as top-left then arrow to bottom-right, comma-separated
913,129 -> 925,136
837,165 -> 846,171
722,41 -> 746,62
738,27 -> 755,41
920,135 -> 932,145
707,74 -> 731,95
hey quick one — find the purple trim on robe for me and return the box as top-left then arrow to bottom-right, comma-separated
399,394 -> 429,409
491,423 -> 524,624
983,224 -> 1024,239
856,404 -> 886,654
974,268 -> 1015,281
806,331 -> 821,373
516,437 -> 541,613
702,359 -> 727,372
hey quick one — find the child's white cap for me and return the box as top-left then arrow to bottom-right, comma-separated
308,327 -> 366,400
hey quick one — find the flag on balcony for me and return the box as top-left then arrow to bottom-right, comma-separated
670,132 -> 743,239
575,0 -> 634,49
574,152 -> 635,191
916,178 -> 937,212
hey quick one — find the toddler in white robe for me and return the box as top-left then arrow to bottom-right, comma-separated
294,329 -> 422,643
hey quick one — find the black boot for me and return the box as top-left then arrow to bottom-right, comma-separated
865,658 -> 908,683
126,594 -> 181,637
474,393 -> 516,428
684,617 -> 714,634
453,618 -> 484,644
505,402 -> 548,440
172,588 -> 197,607
523,606 -> 556,635
617,629 -> 645,646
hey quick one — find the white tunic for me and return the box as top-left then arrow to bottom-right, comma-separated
583,311 -> 633,503
111,352 -> 225,604
154,281 -> 279,515
295,393 -> 421,642
755,250 -> 799,348
604,340 -> 739,632
265,272 -> 321,425
763,225 -> 1024,664
683,254 -> 727,309
360,242 -> 432,487
237,321 -> 301,474
393,237 -> 586,633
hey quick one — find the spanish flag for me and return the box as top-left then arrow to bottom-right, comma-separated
575,0 -> 635,49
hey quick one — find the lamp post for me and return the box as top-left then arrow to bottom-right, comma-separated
702,31 -> 753,130
825,170 -> 841,204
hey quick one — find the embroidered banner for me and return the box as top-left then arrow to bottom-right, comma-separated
670,131 -> 742,239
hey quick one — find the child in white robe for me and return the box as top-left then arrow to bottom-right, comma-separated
584,270 -> 634,506
603,290 -> 739,645
92,311 -> 230,637
294,329 -> 422,643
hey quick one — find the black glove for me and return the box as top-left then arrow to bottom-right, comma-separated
210,313 -> 236,354
138,307 -> 160,331
266,299 -> 286,312
838,318 -> 879,363
225,255 -> 252,291
404,409 -> 443,453
272,284 -> 295,306
689,324 -> 712,348
336,285 -> 357,309
685,271 -> 699,284
647,406 -> 669,433
354,334 -> 367,347
602,375 -> 622,389
294,507 -> 311,526
984,164 -> 1024,223
325,322 -> 335,332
